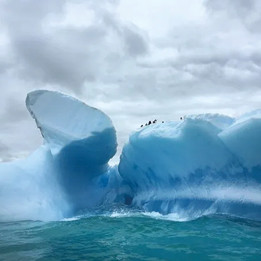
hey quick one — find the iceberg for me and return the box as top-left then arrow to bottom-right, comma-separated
219,110 -> 261,169
0,90 -> 119,221
0,90 -> 261,222
185,113 -> 234,130
119,114 -> 261,220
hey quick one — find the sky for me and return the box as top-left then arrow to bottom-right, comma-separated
0,0 -> 261,163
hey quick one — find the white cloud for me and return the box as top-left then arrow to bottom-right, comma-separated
0,0 -> 261,162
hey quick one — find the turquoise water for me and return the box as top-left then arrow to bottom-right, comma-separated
1,211 -> 261,261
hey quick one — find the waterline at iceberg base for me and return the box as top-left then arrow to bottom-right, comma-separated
1,90 -> 261,260
0,90 -> 261,222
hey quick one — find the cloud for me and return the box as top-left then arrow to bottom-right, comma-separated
0,141 -> 10,162
0,0 -> 148,94
0,0 -> 261,162
205,0 -> 261,33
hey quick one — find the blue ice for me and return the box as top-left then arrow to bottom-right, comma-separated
0,90 -> 261,221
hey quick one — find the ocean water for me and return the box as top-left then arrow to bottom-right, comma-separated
1,209 -> 261,261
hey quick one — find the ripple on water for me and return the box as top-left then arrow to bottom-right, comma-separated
0,213 -> 261,260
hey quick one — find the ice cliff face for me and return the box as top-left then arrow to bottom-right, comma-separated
119,114 -> 261,220
0,90 -> 118,221
26,90 -> 117,159
219,110 -> 261,169
0,90 -> 261,221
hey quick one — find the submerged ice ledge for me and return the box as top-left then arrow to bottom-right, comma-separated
0,90 -> 261,222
